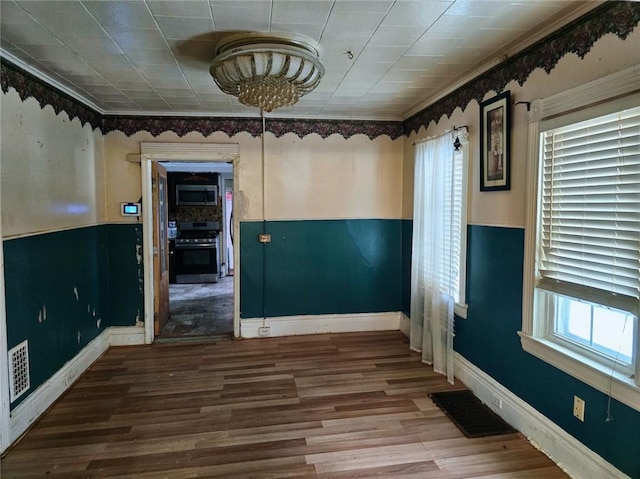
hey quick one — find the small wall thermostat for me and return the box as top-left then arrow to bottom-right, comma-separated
121,202 -> 141,216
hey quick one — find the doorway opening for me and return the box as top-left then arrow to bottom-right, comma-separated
159,162 -> 234,340
140,142 -> 240,345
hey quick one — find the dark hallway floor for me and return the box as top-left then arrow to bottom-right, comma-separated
160,275 -> 233,339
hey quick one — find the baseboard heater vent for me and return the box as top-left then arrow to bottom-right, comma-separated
429,389 -> 516,438
9,340 -> 30,402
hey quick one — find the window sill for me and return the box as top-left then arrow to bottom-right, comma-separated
454,303 -> 468,319
518,332 -> 639,412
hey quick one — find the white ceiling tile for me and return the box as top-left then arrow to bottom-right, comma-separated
357,46 -> 408,63
393,55 -> 441,70
369,81 -> 411,93
195,93 -> 230,101
382,1 -> 451,28
406,36 -> 458,56
12,44 -> 76,63
333,84 -> 371,97
154,16 -> 215,41
332,0 -> 393,14
123,92 -> 164,101
369,26 -> 425,47
191,82 -> 221,94
422,14 -> 482,38
126,48 -> 178,66
103,99 -> 140,107
37,60 -> 99,77
272,1 -> 332,25
347,63 -> 393,78
167,101 -> 203,110
323,11 -> 386,36
146,1 -> 212,18
132,99 -> 171,108
157,88 -> 197,98
135,64 -> 185,79
210,1 -> 271,31
17,0 -> 105,38
446,0 -> 499,17
62,35 -> 123,55
82,1 -> 157,30
66,74 -> 111,86
1,1 -> 34,25
380,69 -> 420,82
270,23 -> 324,42
146,77 -> 191,89
109,29 -> 169,51
0,22 -> 61,47
82,53 -> 133,71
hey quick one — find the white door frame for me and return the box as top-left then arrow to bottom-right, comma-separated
0,167 -> 11,454
140,142 -> 240,344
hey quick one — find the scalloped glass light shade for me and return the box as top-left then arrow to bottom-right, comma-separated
210,33 -> 324,112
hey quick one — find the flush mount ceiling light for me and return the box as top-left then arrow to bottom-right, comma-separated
210,32 -> 324,112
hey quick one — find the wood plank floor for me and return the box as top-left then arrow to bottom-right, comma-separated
1,331 -> 568,478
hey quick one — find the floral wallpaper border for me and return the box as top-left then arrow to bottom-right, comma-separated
2,1 -> 638,140
404,1 -> 640,135
101,115 -> 403,140
1,59 -> 102,129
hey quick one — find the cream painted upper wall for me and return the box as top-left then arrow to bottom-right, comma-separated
402,30 -> 640,227
265,133 -> 402,221
104,130 -> 403,223
1,91 -> 105,238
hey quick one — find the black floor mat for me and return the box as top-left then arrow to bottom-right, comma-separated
429,390 -> 516,438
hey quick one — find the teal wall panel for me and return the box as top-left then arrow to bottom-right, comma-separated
401,219 -> 412,317
3,223 -> 143,410
240,219 -> 402,318
239,221 -> 266,319
454,225 -> 640,478
4,226 -> 109,410
106,223 -> 144,326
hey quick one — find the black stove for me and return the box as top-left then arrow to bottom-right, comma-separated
175,221 -> 220,244
174,221 -> 221,283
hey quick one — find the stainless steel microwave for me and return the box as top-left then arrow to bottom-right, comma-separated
176,184 -> 218,206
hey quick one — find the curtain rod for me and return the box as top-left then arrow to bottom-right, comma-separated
413,125 -> 468,146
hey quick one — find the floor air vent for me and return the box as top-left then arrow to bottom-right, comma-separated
9,340 -> 30,402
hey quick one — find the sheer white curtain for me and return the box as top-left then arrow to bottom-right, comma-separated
410,131 -> 457,384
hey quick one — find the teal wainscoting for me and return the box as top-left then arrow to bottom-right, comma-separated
106,223 -> 144,327
3,223 -> 144,410
240,219 -> 403,319
454,224 -> 640,478
4,226 -> 109,410
401,219 -> 412,317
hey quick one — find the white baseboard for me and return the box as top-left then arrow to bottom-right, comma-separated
8,325 -> 145,446
109,325 -> 145,346
399,313 -> 410,338
9,329 -> 110,444
240,311 -> 401,338
453,352 -> 630,479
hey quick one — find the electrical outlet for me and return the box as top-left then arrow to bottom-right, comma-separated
573,395 -> 585,421
258,326 -> 271,337
491,395 -> 502,409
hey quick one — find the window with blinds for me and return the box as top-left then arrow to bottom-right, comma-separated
535,105 -> 639,371
537,106 -> 640,313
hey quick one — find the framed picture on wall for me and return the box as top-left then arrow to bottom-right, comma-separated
480,90 -> 511,191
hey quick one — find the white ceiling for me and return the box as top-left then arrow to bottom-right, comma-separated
0,0 -> 598,121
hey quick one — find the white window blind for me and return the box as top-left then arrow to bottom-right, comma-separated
441,151 -> 464,301
537,106 -> 640,315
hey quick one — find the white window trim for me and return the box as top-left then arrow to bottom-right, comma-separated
455,134 -> 470,320
521,65 -> 640,412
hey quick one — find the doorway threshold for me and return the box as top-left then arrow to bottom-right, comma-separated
153,333 -> 233,345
